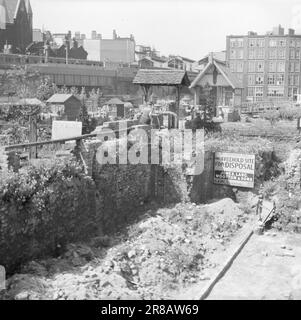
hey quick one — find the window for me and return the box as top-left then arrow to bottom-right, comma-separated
269,39 -> 277,47
278,39 -> 286,47
277,61 -> 285,72
269,61 -> 277,72
296,50 -> 300,59
268,87 -> 284,97
294,75 -> 299,86
276,74 -> 285,85
230,61 -> 236,72
269,48 -> 277,59
247,87 -> 255,97
249,38 -> 264,48
257,48 -> 265,59
290,39 -> 296,47
248,74 -> 255,85
288,87 -> 293,98
257,39 -> 265,47
248,61 -> 256,72
230,49 -> 236,59
249,49 -> 256,59
249,39 -> 256,47
268,74 -> 276,85
237,61 -> 244,72
237,39 -> 244,47
256,61 -> 264,72
289,75 -> 294,86
289,62 -> 295,72
290,49 -> 295,59
237,49 -> 244,59
278,49 -> 286,59
230,38 -> 243,48
295,62 -> 300,72
256,75 -> 264,85
255,87 -> 263,97
297,40 -> 301,47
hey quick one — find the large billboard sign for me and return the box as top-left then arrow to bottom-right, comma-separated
214,152 -> 255,188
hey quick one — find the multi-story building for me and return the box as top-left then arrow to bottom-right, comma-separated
0,0 -> 33,53
226,25 -> 301,102
83,30 -> 135,64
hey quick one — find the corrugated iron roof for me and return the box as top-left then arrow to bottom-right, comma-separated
133,69 -> 190,86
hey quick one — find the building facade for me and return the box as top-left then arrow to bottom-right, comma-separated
226,25 -> 301,102
0,0 -> 33,53
83,30 -> 135,63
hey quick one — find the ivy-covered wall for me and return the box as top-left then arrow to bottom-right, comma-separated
0,161 -> 97,273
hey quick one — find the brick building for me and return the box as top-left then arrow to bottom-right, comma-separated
226,25 -> 301,102
0,0 -> 33,53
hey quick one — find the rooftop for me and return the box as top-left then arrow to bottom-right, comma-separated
47,94 -> 79,104
133,69 -> 191,86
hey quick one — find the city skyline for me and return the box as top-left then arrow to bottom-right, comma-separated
30,0 -> 300,60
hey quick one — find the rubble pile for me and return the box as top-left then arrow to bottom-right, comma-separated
0,198 -> 250,300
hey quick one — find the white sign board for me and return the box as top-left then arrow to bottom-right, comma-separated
52,121 -> 82,140
214,152 -> 255,188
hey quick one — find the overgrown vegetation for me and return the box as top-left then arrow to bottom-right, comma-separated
261,106 -> 301,124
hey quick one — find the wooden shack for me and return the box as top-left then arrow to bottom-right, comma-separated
46,94 -> 81,121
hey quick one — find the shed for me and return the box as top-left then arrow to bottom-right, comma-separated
106,97 -> 125,118
190,53 -> 243,112
46,94 -> 81,121
133,69 -> 191,120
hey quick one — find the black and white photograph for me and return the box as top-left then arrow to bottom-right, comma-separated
1,0 -> 301,307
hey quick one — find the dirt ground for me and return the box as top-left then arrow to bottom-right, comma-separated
0,197 -> 255,300
206,231 -> 301,300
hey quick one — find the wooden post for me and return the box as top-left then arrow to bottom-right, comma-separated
175,85 -> 181,128
29,114 -> 38,159
142,85 -> 151,104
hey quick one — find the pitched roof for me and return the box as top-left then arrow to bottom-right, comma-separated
47,94 -> 78,103
133,69 -> 190,86
2,0 -> 31,24
180,56 -> 195,63
106,98 -> 124,105
198,51 -> 226,65
215,61 -> 242,89
190,58 -> 243,89
25,0 -> 31,14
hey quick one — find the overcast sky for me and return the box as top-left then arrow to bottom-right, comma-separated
30,0 -> 301,60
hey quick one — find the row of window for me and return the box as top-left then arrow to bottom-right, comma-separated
232,60 -> 301,73
248,74 -> 299,86
229,38 -> 244,48
248,74 -> 287,85
247,86 -> 285,97
229,47 -> 301,60
230,37 -> 301,49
